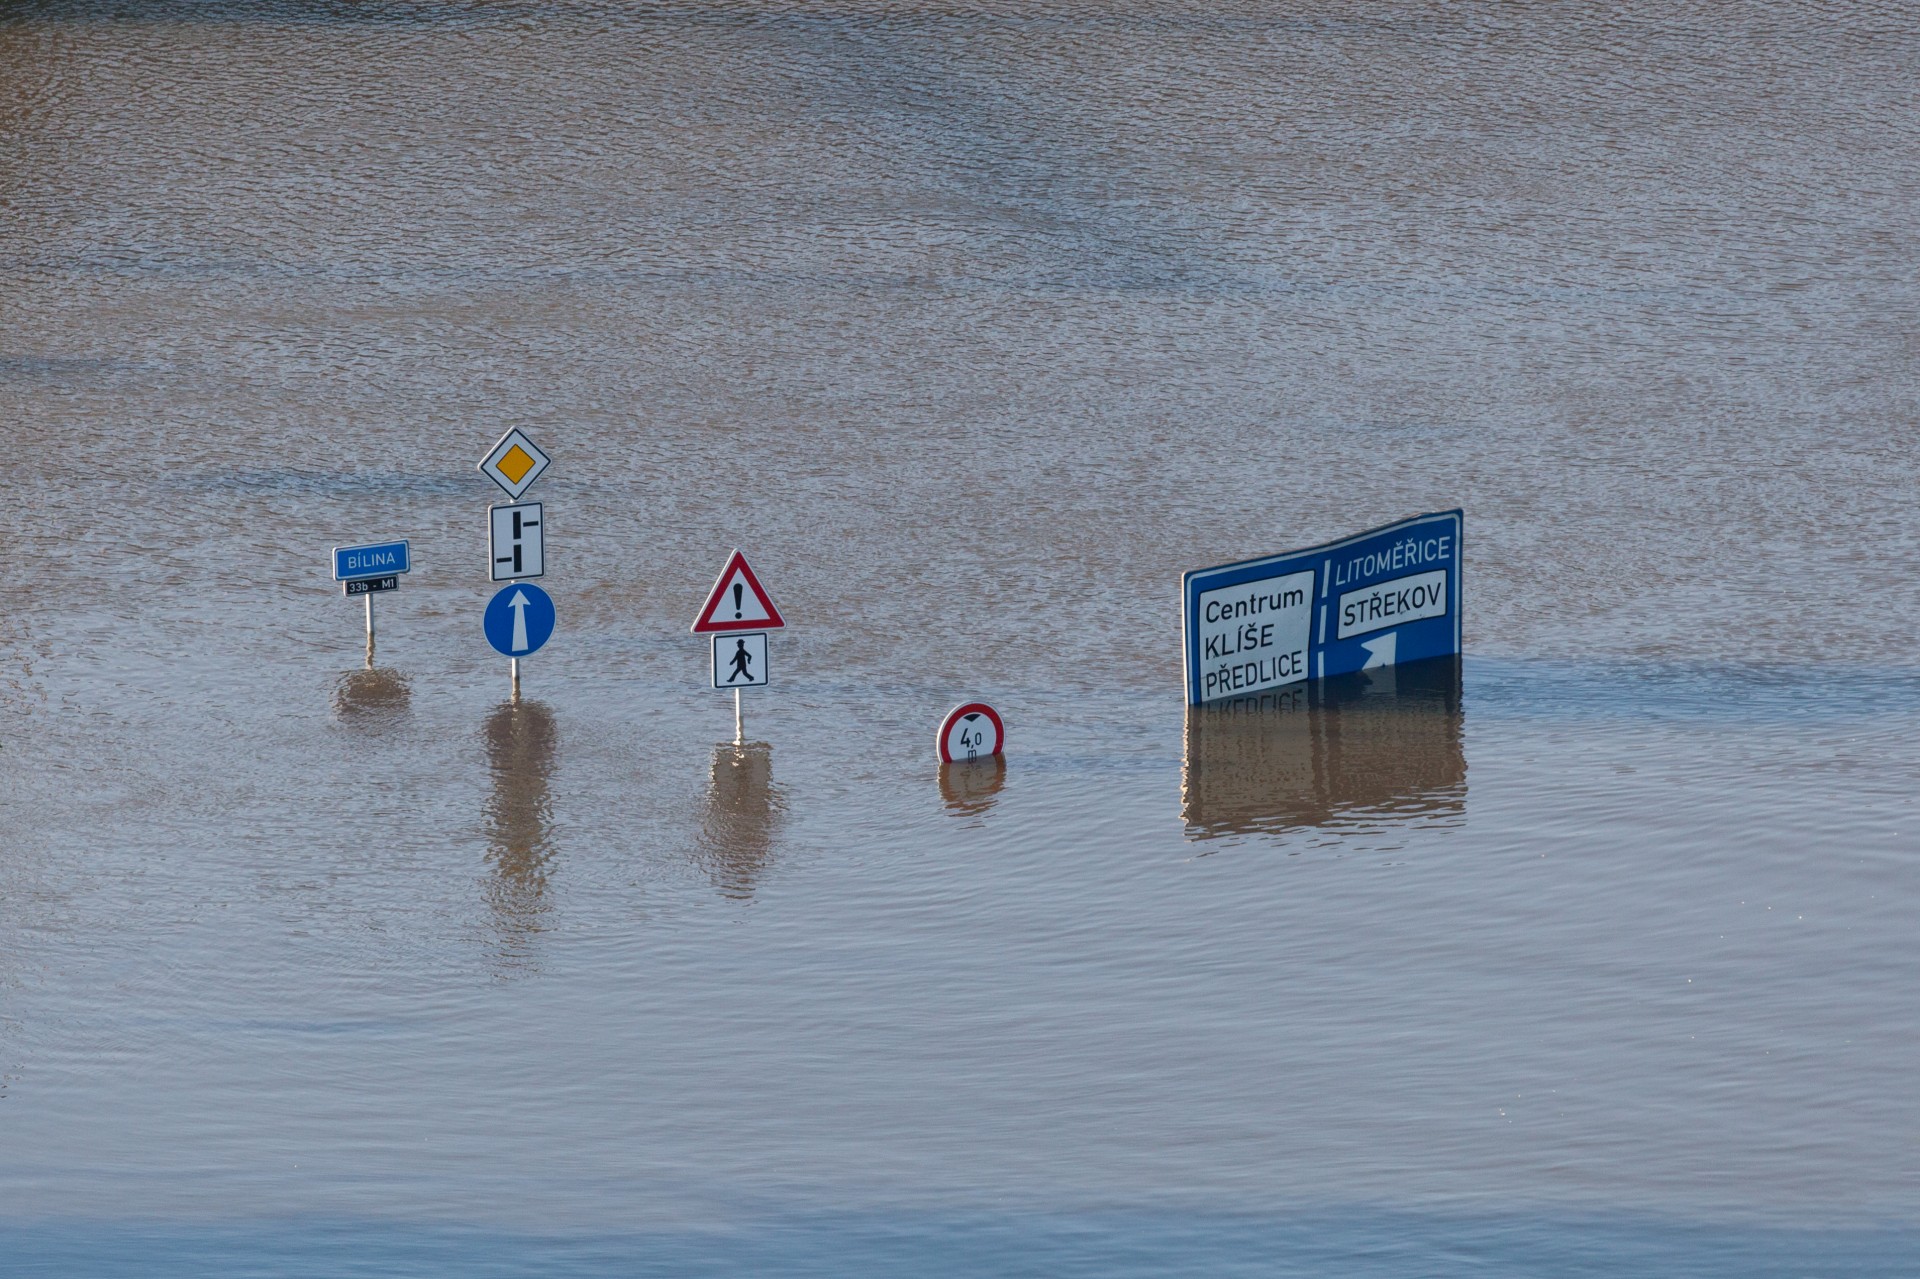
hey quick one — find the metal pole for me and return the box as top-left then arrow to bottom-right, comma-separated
511,657 -> 521,702
364,593 -> 375,665
733,686 -> 743,746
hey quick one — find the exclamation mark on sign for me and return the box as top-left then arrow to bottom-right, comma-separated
733,582 -> 744,619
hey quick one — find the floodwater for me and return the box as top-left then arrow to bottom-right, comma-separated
3,1 -> 1918,1273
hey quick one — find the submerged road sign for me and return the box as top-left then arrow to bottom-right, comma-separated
484,582 -> 556,657
938,703 -> 1005,764
477,428 -> 551,501
333,539 -> 410,582
712,632 -> 769,688
691,551 -> 785,633
489,501 -> 545,581
1182,510 -> 1462,705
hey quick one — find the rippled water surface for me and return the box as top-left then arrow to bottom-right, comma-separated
4,2 -> 1918,1273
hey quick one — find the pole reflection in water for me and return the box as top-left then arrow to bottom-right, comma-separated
1182,656 -> 1465,841
483,698 -> 558,971
695,741 -> 785,900
330,666 -> 411,731
938,756 -> 1007,821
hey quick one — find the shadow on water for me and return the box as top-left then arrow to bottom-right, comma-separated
330,667 -> 410,731
694,741 -> 784,901
483,698 -> 558,973
938,756 -> 1006,821
1182,656 -> 1465,841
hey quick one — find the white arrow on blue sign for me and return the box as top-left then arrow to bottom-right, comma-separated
484,582 -> 555,657
333,539 -> 410,581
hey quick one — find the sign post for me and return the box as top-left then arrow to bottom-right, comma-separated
1182,510 -> 1462,705
691,551 -> 785,743
484,582 -> 556,699
332,539 -> 411,664
477,430 -> 553,696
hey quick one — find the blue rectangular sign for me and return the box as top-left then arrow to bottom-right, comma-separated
332,539 -> 411,582
1183,510 -> 1462,705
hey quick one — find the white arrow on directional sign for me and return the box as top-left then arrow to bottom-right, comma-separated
1360,631 -> 1396,670
509,590 -> 530,652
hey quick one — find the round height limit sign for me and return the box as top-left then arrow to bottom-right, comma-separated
937,703 -> 1004,765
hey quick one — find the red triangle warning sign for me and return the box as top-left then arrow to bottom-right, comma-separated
691,550 -> 786,633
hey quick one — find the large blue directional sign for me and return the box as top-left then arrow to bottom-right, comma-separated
1183,510 -> 1462,705
333,539 -> 411,582
484,582 -> 555,657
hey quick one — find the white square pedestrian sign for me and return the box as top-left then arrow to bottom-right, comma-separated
711,632 -> 769,688
477,428 -> 551,500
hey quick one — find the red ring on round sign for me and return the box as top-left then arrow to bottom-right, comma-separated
937,702 -> 1005,765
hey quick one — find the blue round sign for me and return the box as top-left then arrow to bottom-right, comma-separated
483,582 -> 555,657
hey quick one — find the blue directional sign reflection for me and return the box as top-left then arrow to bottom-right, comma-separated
483,582 -> 555,657
1183,510 -> 1462,705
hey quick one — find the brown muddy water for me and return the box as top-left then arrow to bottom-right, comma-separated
3,2 -> 1918,1274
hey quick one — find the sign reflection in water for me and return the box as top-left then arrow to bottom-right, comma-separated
938,757 -> 1007,820
1181,656 -> 1465,840
329,667 -> 411,731
484,698 -> 558,970
695,742 -> 785,900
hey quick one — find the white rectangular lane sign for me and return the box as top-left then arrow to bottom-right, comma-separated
712,632 -> 769,688
489,501 -> 545,581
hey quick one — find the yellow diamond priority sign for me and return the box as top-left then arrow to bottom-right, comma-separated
478,428 -> 551,500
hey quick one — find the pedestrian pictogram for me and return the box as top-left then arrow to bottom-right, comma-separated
489,501 -> 545,581
477,428 -> 551,501
691,550 -> 786,633
484,582 -> 556,657
937,702 -> 1005,764
711,632 -> 769,688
